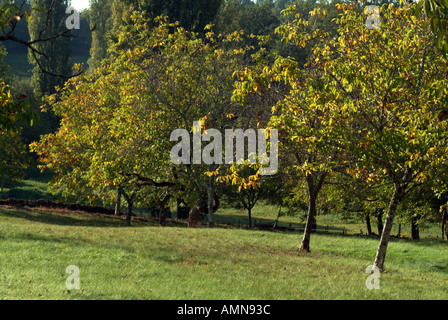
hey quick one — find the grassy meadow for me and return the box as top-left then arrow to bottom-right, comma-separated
1,205 -> 448,300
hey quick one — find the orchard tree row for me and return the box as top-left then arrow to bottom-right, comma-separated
1,1 -> 448,271
28,2 -> 448,271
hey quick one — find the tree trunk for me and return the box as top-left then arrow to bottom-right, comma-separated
411,214 -> 420,240
115,187 -> 122,216
207,187 -> 215,228
247,207 -> 252,228
176,198 -> 190,220
206,171 -> 218,228
442,207 -> 447,240
446,214 -> 448,241
273,206 -> 282,229
159,206 -> 167,227
158,194 -> 171,227
0,176 -> 4,200
299,193 -> 317,253
376,211 -> 383,236
188,206 -> 200,228
312,214 -> 317,230
125,198 -> 133,227
365,212 -> 372,235
299,172 -> 326,253
121,189 -> 134,227
373,183 -> 406,270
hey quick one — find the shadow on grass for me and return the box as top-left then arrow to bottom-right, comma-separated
430,263 -> 448,273
0,231 -> 90,247
2,179 -> 60,202
0,208 -> 122,227
214,213 -> 346,233
3,187 -> 55,202
1,163 -> 61,201
1,207 -> 166,229
388,235 -> 448,247
0,206 -> 190,229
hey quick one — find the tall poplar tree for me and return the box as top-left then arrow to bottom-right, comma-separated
88,0 -> 222,71
111,0 -> 222,33
28,0 -> 73,97
88,0 -> 113,71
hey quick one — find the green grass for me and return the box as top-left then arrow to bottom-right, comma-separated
1,164 -> 60,201
1,206 -> 448,299
1,178 -> 57,201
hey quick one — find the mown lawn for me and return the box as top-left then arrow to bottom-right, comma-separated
0,206 -> 447,300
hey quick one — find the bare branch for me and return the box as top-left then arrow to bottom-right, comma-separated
0,2 -> 84,79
